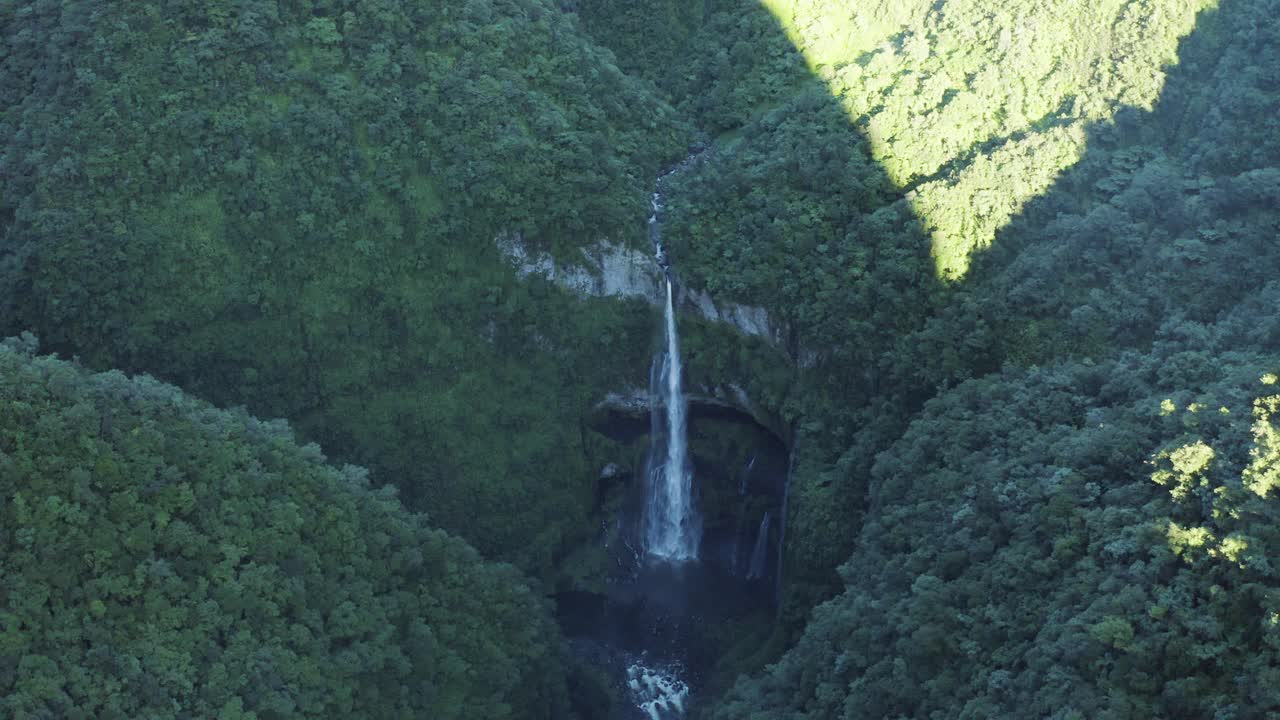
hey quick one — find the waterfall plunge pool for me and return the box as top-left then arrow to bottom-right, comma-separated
561,401 -> 790,719
558,151 -> 788,718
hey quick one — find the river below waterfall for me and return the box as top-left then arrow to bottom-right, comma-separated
559,553 -> 779,719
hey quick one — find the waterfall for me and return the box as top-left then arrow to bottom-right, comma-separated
643,274 -> 700,560
642,168 -> 700,562
747,511 -> 772,580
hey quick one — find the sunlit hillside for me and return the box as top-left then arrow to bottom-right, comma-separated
762,0 -> 1212,277
4,0 -> 1279,717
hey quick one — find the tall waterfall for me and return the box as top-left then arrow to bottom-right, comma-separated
644,278 -> 699,560
643,173 -> 700,562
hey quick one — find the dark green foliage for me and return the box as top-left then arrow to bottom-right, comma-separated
0,335 -> 573,719
964,0 -> 1280,366
577,0 -> 812,133
580,0 -> 1280,636
692,0 -> 1280,715
669,93 -> 931,373
713,339 -> 1280,719
0,0 -> 689,578
5,0 -> 1280,715
576,0 -> 948,613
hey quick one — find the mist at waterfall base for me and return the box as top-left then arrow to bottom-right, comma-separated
559,399 -> 787,720
563,409 -> 788,717
556,166 -> 787,719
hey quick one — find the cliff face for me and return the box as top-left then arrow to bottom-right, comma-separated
497,232 -> 791,352
568,4 -> 1280,716
497,233 -> 662,304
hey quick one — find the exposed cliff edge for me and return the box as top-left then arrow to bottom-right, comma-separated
589,383 -> 787,447
497,233 -> 660,303
497,233 -> 788,350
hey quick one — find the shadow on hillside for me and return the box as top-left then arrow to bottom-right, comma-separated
965,0 -> 1277,361
575,0 -> 948,648
574,0 -> 1255,681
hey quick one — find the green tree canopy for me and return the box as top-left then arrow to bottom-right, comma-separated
0,335 -> 573,719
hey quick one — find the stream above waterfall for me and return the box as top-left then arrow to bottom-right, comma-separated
643,164 -> 700,563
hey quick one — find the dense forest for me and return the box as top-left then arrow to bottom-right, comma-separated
3,0 -> 1279,717
0,335 -> 578,718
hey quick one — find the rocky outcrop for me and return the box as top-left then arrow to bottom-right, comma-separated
684,287 -> 784,347
497,233 -> 788,348
496,233 -> 661,303
590,384 -> 788,447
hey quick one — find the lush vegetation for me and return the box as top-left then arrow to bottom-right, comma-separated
671,0 -> 1280,716
714,345 -> 1280,718
0,335 -> 576,719
576,0 -> 1280,715
0,0 -> 689,580
4,0 -> 1280,716
762,0 -> 1211,279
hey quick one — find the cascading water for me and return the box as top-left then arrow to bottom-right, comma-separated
581,153 -> 788,720
559,151 -> 789,720
642,278 -> 700,560
643,174 -> 701,562
627,663 -> 690,720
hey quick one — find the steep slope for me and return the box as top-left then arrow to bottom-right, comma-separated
705,0 -> 1280,716
575,0 -> 1238,618
0,334 -> 574,719
5,0 -> 1279,716
714,336 -> 1280,719
676,0 -> 1235,610
573,0 -> 1280,715
0,0 -> 688,577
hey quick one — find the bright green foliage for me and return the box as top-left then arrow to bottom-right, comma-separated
577,2 -> 948,609
952,0 -> 1280,368
578,0 -> 1280,630
695,0 -> 1280,711
0,0 -> 688,578
762,0 -> 1211,277
0,335 -> 573,719
1151,439 -> 1216,499
4,0 -> 1280,716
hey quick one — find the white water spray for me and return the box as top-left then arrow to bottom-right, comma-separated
643,273 -> 700,560
627,663 -> 689,719
643,164 -> 701,562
